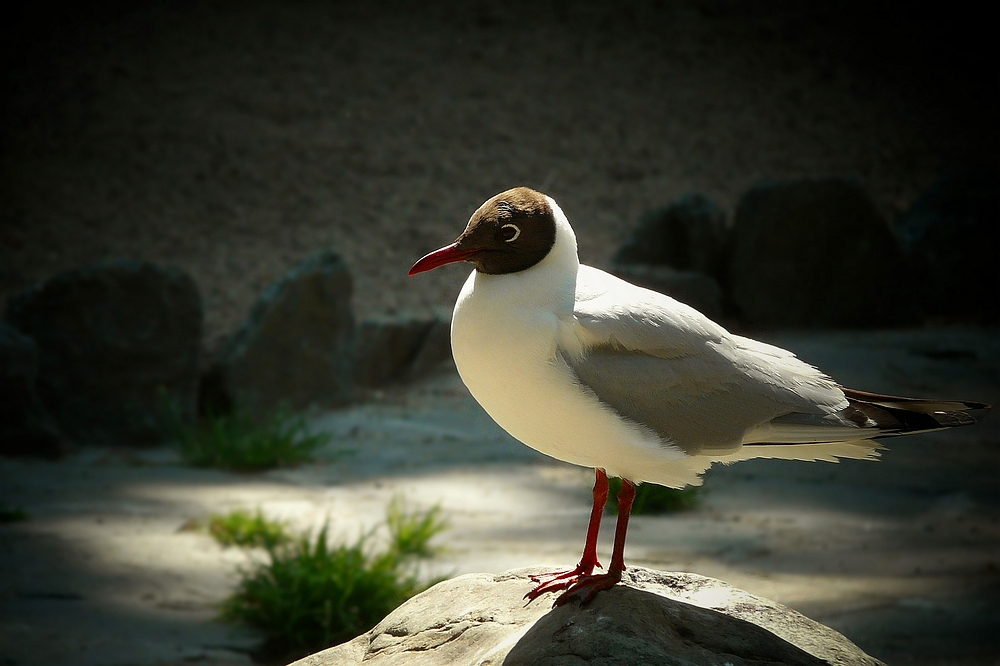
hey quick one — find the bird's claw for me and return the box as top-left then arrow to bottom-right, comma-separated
524,561 -> 601,601
552,571 -> 622,606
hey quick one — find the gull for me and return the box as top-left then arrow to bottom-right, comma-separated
408,186 -> 988,605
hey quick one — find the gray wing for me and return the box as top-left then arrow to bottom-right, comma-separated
565,266 -> 850,455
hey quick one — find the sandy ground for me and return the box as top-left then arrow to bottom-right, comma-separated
2,1 -> 995,353
1,328 -> 998,666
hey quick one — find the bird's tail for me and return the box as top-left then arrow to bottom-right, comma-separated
741,388 -> 989,446
656,390 -> 989,488
839,388 -> 989,437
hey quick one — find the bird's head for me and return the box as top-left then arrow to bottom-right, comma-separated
409,187 -> 557,276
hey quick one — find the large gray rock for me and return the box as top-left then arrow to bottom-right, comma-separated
3,260 -> 202,446
614,194 -> 728,279
291,567 -> 882,666
354,310 -> 451,388
0,324 -> 62,457
202,251 -> 355,413
729,179 -> 913,328
609,264 -> 725,321
896,168 -> 999,322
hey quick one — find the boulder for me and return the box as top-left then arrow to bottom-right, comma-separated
292,567 -> 882,666
3,260 -> 202,446
609,264 -> 725,321
202,251 -> 355,414
895,168 -> 999,322
355,310 -> 451,388
0,324 -> 62,457
729,179 -> 914,328
406,314 -> 452,379
613,194 -> 728,279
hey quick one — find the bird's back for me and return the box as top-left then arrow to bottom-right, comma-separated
568,267 -> 852,451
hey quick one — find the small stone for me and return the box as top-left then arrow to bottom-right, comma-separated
355,314 -> 435,388
204,250 -> 355,413
354,309 -> 453,388
406,312 -> 453,380
729,179 -> 914,328
0,324 -> 62,457
3,260 -> 202,446
896,168 -> 999,322
614,194 -> 728,279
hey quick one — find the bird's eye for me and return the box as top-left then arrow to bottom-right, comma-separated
500,223 -> 520,242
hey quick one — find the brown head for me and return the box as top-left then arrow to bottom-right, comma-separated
409,187 -> 557,276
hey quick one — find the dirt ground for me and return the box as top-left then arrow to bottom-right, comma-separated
2,1 -> 995,352
1,328 -> 998,665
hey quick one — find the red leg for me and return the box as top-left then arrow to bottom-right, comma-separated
525,468 -> 609,601
553,477 -> 636,606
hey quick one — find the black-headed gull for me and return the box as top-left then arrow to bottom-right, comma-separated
409,186 -> 988,605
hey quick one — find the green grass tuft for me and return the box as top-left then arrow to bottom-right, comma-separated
207,509 -> 290,549
606,477 -> 699,515
221,502 -> 449,663
171,405 -> 331,471
221,527 -> 417,661
386,495 -> 449,558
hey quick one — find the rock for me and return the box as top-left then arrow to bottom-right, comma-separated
203,251 -> 355,413
291,567 -> 882,666
406,314 -> 452,379
355,315 -> 430,388
609,264 -> 725,321
3,260 -> 202,446
613,194 -> 728,279
896,168 -> 1000,322
0,324 -> 62,457
729,179 -> 913,328
355,310 -> 452,388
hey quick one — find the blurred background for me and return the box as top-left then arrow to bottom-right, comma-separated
3,0 -> 996,345
1,1 -> 997,665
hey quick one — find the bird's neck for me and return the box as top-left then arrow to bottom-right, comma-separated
467,200 -> 579,315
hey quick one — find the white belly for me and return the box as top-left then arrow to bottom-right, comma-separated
450,271 -> 695,485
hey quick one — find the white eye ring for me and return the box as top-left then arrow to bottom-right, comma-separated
501,223 -> 521,242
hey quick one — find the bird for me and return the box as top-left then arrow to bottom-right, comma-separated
408,186 -> 989,605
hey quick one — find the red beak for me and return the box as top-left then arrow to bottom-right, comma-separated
408,243 -> 479,276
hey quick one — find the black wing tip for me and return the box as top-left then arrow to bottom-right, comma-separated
933,410 -> 977,427
842,387 -> 989,435
841,387 -> 990,412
